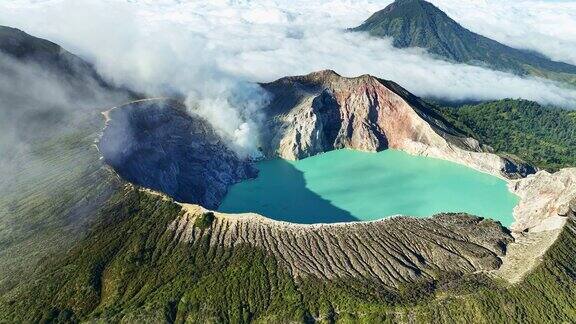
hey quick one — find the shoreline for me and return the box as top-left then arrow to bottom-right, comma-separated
97,97 -> 575,284
96,97 -> 565,233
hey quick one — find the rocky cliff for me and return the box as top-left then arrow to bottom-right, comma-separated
493,169 -> 576,282
510,168 -> 576,233
98,71 -> 536,212
261,70 -> 534,179
4,25 -> 575,322
98,99 -> 257,209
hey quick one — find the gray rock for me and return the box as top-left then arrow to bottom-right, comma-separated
260,70 -> 535,179
98,99 -> 257,209
172,207 -> 513,288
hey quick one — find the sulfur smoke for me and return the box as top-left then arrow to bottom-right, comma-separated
2,0 -> 576,156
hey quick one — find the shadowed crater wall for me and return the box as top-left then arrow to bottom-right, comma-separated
98,100 -> 257,209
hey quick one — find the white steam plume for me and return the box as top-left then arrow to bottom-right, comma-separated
1,0 -> 576,155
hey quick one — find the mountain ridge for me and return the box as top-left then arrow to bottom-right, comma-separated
0,25 -> 141,99
0,25 -> 109,88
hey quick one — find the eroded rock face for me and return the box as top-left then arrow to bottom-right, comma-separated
98,71 -> 536,211
261,70 -> 535,179
172,206 -> 513,288
489,169 -> 576,282
98,99 -> 257,209
510,168 -> 576,232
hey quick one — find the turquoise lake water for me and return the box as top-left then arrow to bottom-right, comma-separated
218,149 -> 519,227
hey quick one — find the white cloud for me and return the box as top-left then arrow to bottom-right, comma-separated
1,0 -> 575,154
430,0 -> 576,65
0,51 -> 130,189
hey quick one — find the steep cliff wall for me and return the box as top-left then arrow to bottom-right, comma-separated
98,99 -> 256,209
510,168 -> 576,233
493,169 -> 576,282
261,70 -> 534,179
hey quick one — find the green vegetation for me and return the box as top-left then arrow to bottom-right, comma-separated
1,188 -> 575,323
0,23 -> 131,296
194,211 -> 215,229
0,99 -> 574,322
0,111 -> 122,295
437,99 -> 576,171
352,0 -> 576,84
0,95 -> 573,323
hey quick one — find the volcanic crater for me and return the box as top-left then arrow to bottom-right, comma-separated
98,70 -> 576,286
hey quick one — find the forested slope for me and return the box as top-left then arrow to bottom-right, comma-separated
437,99 -> 576,171
0,26 -> 130,296
1,189 -> 575,323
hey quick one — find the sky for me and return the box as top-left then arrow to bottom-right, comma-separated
1,0 -> 575,153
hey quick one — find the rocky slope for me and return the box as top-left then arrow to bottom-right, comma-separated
172,206 -> 512,288
488,169 -> 576,282
98,99 -> 256,209
95,94 -> 576,288
261,70 -> 534,179
1,24 -> 575,323
510,168 -> 576,233
158,168 -> 576,287
4,188 -> 575,322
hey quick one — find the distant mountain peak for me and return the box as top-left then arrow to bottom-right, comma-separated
351,0 -> 483,62
351,0 -> 576,84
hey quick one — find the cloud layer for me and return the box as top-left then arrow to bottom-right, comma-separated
1,0 -> 576,153
431,0 -> 576,66
0,51 -> 130,192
